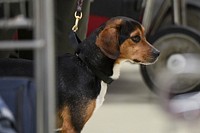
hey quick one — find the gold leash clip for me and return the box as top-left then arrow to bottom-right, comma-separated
72,11 -> 83,32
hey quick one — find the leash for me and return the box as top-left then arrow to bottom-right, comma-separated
72,0 -> 84,32
69,0 -> 84,53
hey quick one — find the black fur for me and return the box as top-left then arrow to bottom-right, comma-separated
57,53 -> 102,132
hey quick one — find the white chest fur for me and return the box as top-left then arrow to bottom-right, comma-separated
94,61 -> 125,112
110,59 -> 127,80
94,81 -> 108,112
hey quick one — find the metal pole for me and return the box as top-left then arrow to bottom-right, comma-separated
173,0 -> 180,25
173,0 -> 186,26
142,0 -> 155,34
42,0 -> 56,132
33,0 -> 45,132
34,49 -> 45,133
149,0 -> 171,35
34,0 -> 56,132
180,0 -> 187,26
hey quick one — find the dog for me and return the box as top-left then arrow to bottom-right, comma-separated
0,16 -> 160,133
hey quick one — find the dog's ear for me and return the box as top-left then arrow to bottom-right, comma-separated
96,27 -> 120,59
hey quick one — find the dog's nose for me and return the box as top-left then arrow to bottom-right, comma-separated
153,49 -> 160,57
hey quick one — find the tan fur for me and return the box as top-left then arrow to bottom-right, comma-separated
96,27 -> 119,59
57,100 -> 96,133
118,27 -> 157,63
83,100 -> 96,124
58,107 -> 76,133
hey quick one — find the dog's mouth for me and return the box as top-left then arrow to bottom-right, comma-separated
132,57 -> 159,65
133,59 -> 141,63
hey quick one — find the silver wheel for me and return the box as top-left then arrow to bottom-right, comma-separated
141,27 -> 200,94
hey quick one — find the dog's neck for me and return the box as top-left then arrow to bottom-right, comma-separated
78,32 -> 120,83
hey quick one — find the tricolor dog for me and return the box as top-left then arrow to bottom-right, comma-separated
0,16 -> 160,133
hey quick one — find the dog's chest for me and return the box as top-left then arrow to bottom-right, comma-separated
94,81 -> 107,111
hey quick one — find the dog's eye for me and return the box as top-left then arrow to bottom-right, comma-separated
131,35 -> 141,43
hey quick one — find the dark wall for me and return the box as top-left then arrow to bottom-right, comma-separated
90,0 -> 143,21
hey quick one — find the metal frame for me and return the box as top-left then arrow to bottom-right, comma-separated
142,0 -> 187,35
0,0 -> 56,133
173,0 -> 186,25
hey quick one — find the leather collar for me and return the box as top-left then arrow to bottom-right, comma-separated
77,53 -> 113,84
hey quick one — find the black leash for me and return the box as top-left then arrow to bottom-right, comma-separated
69,0 -> 84,53
69,31 -> 81,54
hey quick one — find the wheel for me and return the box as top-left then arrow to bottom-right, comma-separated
141,26 -> 200,94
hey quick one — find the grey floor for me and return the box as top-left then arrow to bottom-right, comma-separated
82,63 -> 199,133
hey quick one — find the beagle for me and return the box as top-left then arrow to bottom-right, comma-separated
0,16 -> 160,133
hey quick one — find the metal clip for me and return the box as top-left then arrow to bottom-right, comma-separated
72,11 -> 83,32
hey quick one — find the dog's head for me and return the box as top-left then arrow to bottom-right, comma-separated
96,16 -> 160,65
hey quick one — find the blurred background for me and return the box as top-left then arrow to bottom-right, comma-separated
1,0 -> 200,133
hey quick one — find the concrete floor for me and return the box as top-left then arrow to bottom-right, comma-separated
82,63 -> 199,133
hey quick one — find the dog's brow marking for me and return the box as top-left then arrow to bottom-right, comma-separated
130,28 -> 141,37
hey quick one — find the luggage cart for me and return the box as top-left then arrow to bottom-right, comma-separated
141,1 -> 200,129
0,0 -> 56,133
140,0 -> 200,94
